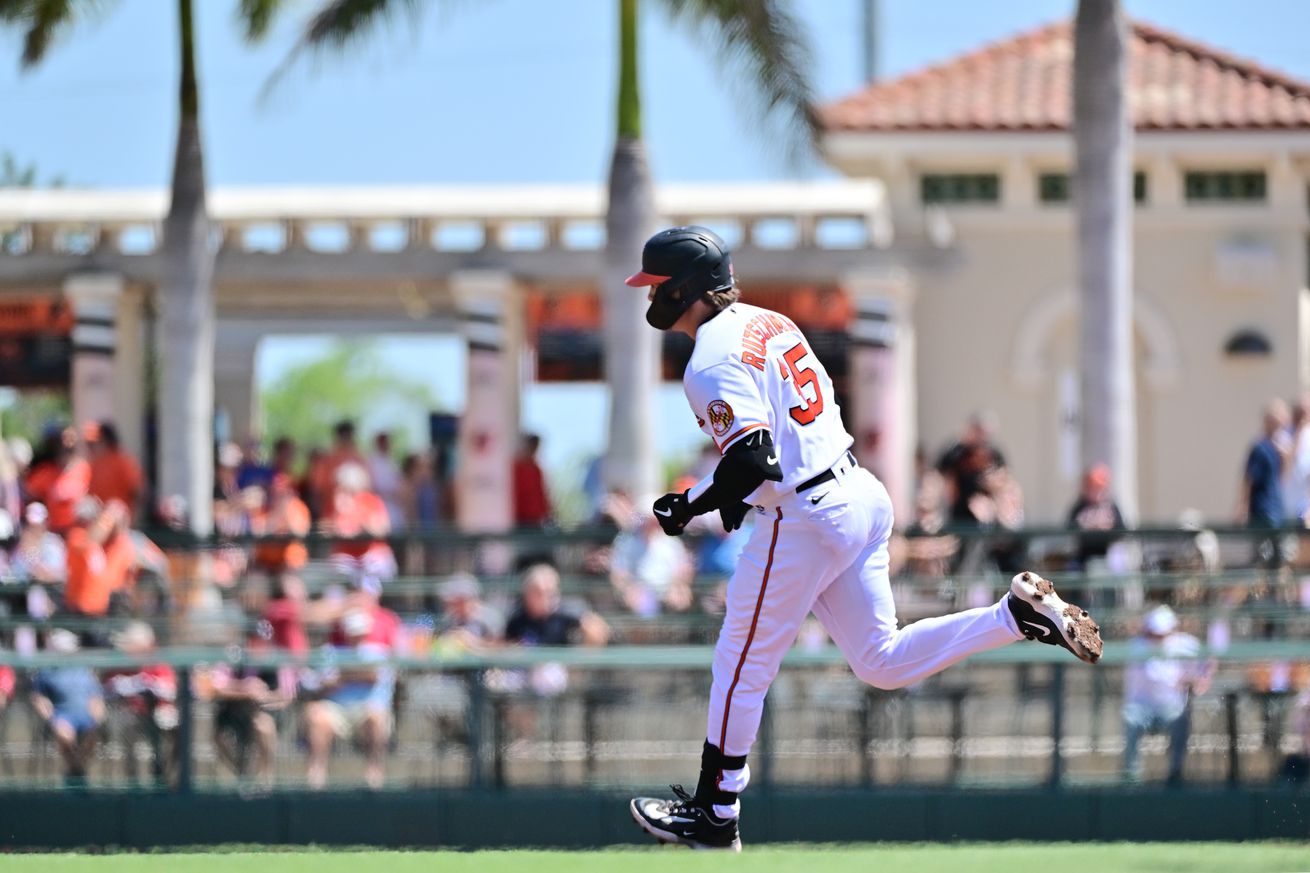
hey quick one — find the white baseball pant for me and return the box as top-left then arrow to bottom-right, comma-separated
705,461 -> 1023,806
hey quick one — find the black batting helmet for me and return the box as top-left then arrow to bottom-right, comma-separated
625,225 -> 733,330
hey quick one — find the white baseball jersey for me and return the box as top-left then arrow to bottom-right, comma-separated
683,303 -> 853,507
684,302 -> 1024,820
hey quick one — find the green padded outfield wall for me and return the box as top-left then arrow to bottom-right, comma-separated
0,788 -> 1306,848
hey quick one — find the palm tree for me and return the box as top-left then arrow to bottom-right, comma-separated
1,0 -> 284,535
280,0 -> 818,500
1073,0 -> 1137,521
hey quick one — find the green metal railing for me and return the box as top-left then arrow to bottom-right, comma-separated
2,643 -> 1308,794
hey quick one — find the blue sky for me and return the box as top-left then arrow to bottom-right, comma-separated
5,1 -> 1308,187
3,0 -> 1308,493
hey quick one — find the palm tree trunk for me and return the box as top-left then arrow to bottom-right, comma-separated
1074,0 -> 1137,521
603,0 -> 659,499
158,0 -> 215,534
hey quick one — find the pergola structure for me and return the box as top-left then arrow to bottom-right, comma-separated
0,181 -> 946,527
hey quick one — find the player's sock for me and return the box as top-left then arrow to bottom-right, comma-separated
694,740 -> 748,820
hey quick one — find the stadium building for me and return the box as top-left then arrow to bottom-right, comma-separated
1,20 -> 1307,524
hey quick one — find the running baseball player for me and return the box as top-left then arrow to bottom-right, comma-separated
624,226 -> 1103,851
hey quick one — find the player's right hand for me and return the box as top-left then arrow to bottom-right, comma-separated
652,491 -> 693,536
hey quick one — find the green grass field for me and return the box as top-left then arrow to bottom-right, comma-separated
3,845 -> 1309,873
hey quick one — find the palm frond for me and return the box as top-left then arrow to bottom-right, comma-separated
261,0 -> 424,97
0,0 -> 103,68
238,0 -> 287,42
658,0 -> 819,162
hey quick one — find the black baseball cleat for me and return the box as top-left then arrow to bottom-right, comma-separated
629,784 -> 742,851
1007,571 -> 1103,664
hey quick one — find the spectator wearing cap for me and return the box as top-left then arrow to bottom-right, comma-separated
305,605 -> 399,789
215,442 -> 264,543
63,498 -> 137,618
215,442 -> 243,505
324,462 -> 397,587
86,421 -> 144,523
1122,605 -> 1217,785
434,575 -> 498,652
235,436 -> 274,492
31,629 -> 104,785
207,621 -> 293,788
25,427 -> 90,535
937,411 -> 1008,527
9,502 -> 67,588
1066,463 -> 1126,574
102,621 -> 178,784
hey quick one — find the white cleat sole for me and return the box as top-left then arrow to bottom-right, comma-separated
1010,571 -> 1103,664
629,799 -> 743,852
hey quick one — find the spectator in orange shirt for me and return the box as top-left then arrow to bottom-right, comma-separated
86,421 -> 143,522
512,433 -> 552,528
25,428 -> 90,534
252,474 -> 311,577
64,498 -> 136,618
309,421 -> 368,519
324,462 -> 396,585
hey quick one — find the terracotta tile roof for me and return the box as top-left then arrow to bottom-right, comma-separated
821,20 -> 1310,132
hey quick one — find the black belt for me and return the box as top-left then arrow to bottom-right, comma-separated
796,450 -> 858,494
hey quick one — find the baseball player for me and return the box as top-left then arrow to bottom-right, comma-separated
624,227 -> 1102,851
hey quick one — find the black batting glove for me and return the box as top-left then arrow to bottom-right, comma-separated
720,502 -> 752,533
652,491 -> 694,536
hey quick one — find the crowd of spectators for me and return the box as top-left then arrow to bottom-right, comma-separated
0,407 -> 1306,790
0,423 -> 165,628
0,417 -> 599,788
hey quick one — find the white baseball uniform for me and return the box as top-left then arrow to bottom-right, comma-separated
683,303 -> 1024,815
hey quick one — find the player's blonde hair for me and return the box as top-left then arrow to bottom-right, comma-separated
705,285 -> 741,313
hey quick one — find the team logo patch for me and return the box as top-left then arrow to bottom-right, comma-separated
707,400 -> 734,436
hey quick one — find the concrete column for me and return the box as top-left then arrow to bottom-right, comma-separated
113,286 -> 147,465
213,326 -> 262,445
1003,155 -> 1036,209
64,273 -> 124,431
1269,152 -> 1300,210
451,270 -> 521,533
845,269 -> 917,525
1149,154 -> 1181,208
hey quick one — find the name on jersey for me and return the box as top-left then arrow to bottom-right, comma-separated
740,311 -> 800,372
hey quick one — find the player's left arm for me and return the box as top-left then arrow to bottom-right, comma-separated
653,362 -> 781,535
652,431 -> 783,535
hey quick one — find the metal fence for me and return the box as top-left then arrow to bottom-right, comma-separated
0,643 -> 1307,794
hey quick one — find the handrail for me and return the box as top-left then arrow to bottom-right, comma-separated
65,521 -> 1310,550
2,640 -> 1308,671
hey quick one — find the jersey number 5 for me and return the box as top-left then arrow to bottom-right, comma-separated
783,343 -> 825,425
